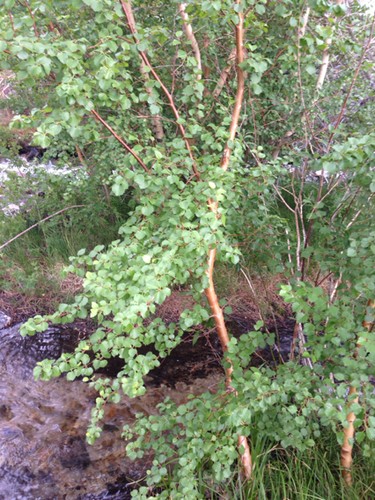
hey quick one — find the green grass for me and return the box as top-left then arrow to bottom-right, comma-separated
196,434 -> 375,500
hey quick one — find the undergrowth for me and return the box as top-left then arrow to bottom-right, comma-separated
139,433 -> 375,500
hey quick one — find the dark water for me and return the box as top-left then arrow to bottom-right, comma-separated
0,312 -> 222,499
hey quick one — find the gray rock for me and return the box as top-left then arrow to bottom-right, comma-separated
0,323 -> 78,377
0,311 -> 11,330
59,435 -> 91,470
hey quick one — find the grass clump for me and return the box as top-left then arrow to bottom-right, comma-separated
193,434 -> 375,500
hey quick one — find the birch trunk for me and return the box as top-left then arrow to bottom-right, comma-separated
316,0 -> 344,91
178,3 -> 202,79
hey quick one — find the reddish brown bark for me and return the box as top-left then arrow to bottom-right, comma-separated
204,1 -> 252,480
220,8 -> 245,171
341,386 -> 359,486
204,246 -> 233,387
341,299 -> 374,486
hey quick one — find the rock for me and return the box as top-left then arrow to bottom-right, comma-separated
0,404 -> 13,420
18,145 -> 46,161
0,323 -> 78,377
0,425 -> 28,468
0,464 -> 56,500
59,435 -> 91,470
0,311 -> 11,329
78,475 -> 132,500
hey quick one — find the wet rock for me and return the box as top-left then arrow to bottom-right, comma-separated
0,311 -> 11,330
59,436 -> 91,470
0,323 -> 78,377
0,404 -> 13,420
227,313 -> 295,365
79,475 -> 132,500
102,423 -> 119,433
0,465 -> 56,500
18,145 -> 46,161
0,425 -> 27,468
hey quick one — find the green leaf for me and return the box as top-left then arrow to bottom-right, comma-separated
150,104 -> 160,115
16,50 -> 28,60
366,427 -> 375,440
49,123 -> 62,136
112,178 -> 129,196
82,0 -> 102,11
68,126 -> 81,139
141,205 -> 154,216
255,4 -> 265,15
306,65 -> 316,75
134,174 -> 147,189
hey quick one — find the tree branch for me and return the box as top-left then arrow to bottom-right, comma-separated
120,1 -> 164,141
17,0 -> 39,38
178,3 -> 202,79
0,205 -> 85,251
204,2 -> 252,480
91,109 -> 150,173
327,12 -> 375,148
213,47 -> 236,100
120,0 -> 199,179
221,7 -> 246,171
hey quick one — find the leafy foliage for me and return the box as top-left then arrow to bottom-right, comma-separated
1,0 -> 374,496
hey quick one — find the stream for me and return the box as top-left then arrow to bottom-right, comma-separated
0,310 -> 223,499
0,156 -> 85,216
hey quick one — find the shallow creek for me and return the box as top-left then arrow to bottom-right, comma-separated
0,312 -> 222,499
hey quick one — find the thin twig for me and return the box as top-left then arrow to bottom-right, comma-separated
327,12 -> 375,149
213,47 -> 236,99
0,205 -> 85,251
120,0 -> 199,179
91,109 -> 150,173
8,11 -> 16,34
